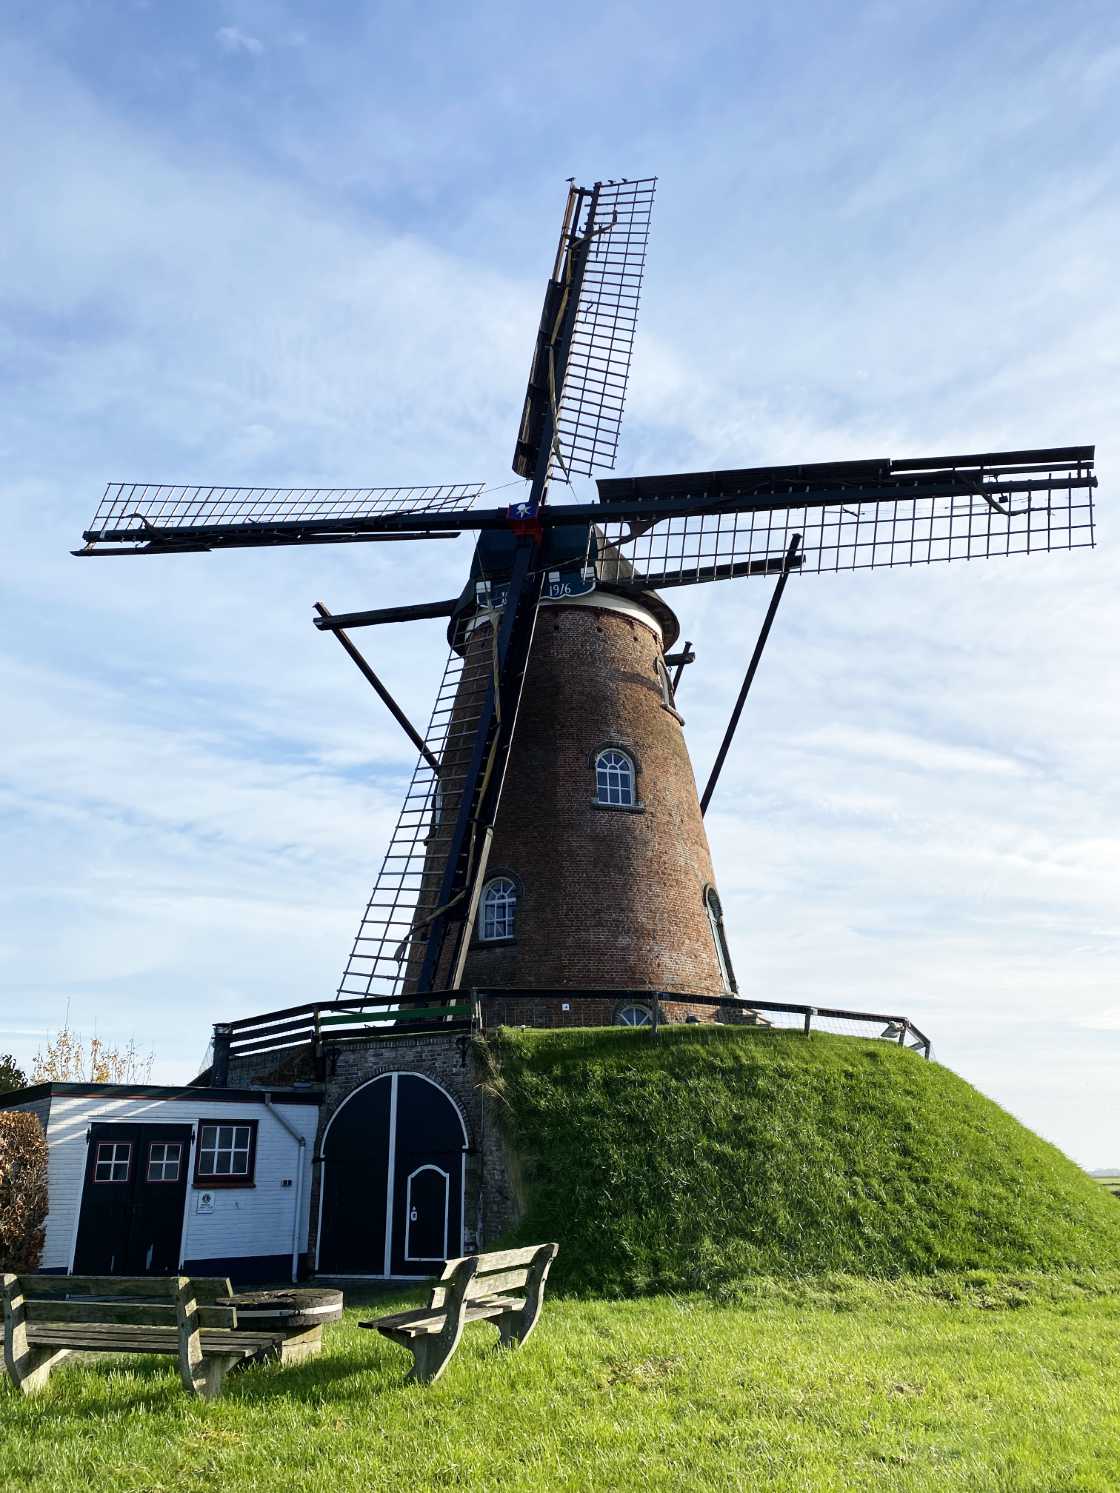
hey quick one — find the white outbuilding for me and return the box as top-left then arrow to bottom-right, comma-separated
2,1082 -> 321,1283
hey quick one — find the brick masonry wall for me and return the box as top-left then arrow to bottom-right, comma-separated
480,995 -> 727,1028
459,600 -> 734,1000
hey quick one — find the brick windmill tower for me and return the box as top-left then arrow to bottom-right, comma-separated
76,177 -> 1097,1039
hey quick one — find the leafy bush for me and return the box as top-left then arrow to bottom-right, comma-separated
0,1053 -> 28,1093
0,1111 -> 49,1272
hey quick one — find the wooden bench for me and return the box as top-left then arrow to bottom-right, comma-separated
1,1273 -> 323,1400
360,1243 -> 558,1385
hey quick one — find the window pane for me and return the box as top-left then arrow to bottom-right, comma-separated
148,1144 -> 181,1182
481,879 -> 516,941
595,750 -> 634,806
95,1142 -> 131,1182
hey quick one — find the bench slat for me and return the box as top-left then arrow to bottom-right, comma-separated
26,1325 -> 284,1355
441,1245 -> 548,1274
15,1275 -> 182,1299
28,1326 -> 180,1352
361,1298 -> 523,1337
462,1268 -> 531,1301
26,1301 -> 236,1330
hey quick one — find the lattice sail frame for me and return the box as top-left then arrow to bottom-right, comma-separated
337,616 -> 496,1002
592,455 -> 1095,588
78,482 -> 485,554
552,178 -> 656,481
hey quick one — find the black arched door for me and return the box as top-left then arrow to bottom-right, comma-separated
318,1072 -> 466,1277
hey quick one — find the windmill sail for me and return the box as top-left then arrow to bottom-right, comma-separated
337,615 -> 496,1002
76,482 -> 485,555
514,178 -> 656,484
592,447 -> 1095,588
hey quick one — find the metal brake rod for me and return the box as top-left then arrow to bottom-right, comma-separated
313,603 -> 440,775
700,534 -> 802,816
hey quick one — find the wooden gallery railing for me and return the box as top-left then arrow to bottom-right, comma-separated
208,990 -> 932,1084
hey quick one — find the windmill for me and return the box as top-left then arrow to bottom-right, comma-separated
75,177 -> 1097,1026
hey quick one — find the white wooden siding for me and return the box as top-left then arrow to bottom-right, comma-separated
39,1095 -> 318,1272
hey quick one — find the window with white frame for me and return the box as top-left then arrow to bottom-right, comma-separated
705,886 -> 738,994
615,1003 -> 653,1027
146,1143 -> 182,1182
480,877 -> 517,941
594,748 -> 636,807
93,1142 -> 131,1182
195,1121 -> 257,1184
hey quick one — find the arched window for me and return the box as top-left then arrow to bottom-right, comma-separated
595,748 -> 636,807
480,877 -> 517,941
615,1003 -> 653,1027
705,886 -> 737,994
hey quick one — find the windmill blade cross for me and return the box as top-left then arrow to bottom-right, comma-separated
74,481 -> 485,555
590,446 -> 1096,589
513,178 -> 656,489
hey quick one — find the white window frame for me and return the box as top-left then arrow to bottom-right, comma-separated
93,1141 -> 131,1183
146,1142 -> 182,1183
196,1122 -> 253,1181
616,1003 -> 653,1028
480,877 -> 517,941
595,748 -> 636,807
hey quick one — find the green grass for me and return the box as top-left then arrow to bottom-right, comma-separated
3,1278 -> 1119,1491
484,1026 -> 1120,1292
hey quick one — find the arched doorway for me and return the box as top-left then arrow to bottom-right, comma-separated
317,1072 -> 467,1277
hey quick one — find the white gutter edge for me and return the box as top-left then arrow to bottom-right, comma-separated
263,1096 -> 306,1285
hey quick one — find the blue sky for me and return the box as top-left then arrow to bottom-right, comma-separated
2,1 -> 1117,1166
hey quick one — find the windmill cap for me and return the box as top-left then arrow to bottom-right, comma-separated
449,524 -> 680,651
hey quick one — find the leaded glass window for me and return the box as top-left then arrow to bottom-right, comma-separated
480,878 -> 517,941
595,748 -> 636,807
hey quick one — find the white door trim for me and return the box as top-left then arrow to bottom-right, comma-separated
382,1074 -> 399,1277
403,1164 -> 450,1262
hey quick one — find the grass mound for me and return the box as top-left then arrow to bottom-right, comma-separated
483,1026 -> 1120,1293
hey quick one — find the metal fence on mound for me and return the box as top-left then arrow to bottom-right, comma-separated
208,990 -> 932,1082
474,990 -> 933,1058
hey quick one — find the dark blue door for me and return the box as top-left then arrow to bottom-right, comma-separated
318,1073 -> 465,1277
73,1123 -> 191,1275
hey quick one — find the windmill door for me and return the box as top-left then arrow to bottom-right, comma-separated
73,1122 -> 192,1275
317,1073 -> 466,1277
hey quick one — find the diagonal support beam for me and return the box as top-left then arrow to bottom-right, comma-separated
313,598 -> 457,631
314,603 -> 440,776
700,534 -> 802,816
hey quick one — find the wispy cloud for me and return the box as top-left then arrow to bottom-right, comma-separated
215,26 -> 263,57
